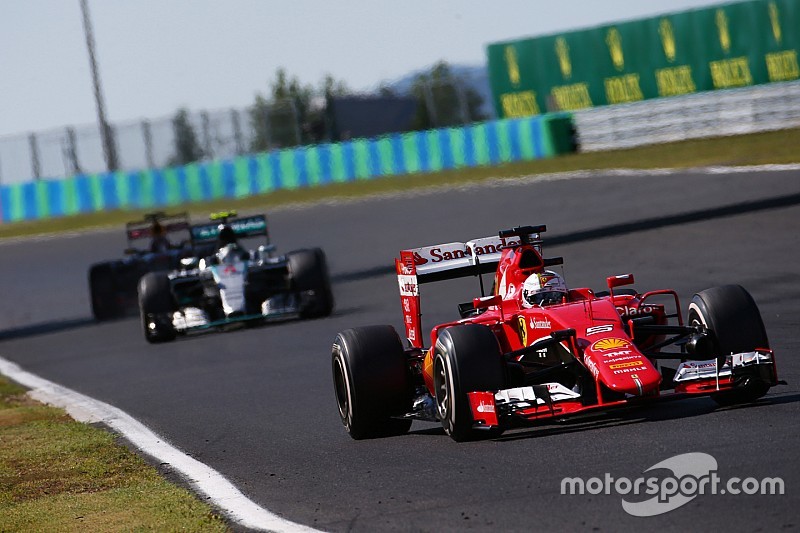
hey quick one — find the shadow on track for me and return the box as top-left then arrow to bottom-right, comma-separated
494,392 -> 800,443
0,317 -> 98,342
401,393 -> 800,443
331,191 -> 800,283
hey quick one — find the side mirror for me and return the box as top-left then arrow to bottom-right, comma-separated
607,273 -> 634,290
473,295 -> 502,310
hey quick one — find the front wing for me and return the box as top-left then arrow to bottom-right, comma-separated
170,290 -> 317,333
467,349 -> 777,429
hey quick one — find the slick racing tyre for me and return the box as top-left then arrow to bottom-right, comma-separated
138,272 -> 177,344
688,285 -> 770,406
288,248 -> 334,319
89,263 -> 124,321
434,324 -> 506,442
332,326 -> 412,439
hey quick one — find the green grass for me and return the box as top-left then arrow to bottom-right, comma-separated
0,376 -> 229,532
2,127 -> 799,241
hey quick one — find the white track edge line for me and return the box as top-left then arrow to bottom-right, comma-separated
0,355 -> 323,533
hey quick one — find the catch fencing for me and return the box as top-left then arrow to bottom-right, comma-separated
0,77 -> 489,186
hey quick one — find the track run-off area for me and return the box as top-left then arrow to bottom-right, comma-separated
1,167 -> 798,531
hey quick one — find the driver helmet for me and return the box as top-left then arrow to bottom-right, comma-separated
218,224 -> 237,246
522,270 -> 568,307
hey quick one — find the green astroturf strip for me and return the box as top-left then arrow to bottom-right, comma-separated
233,158 -> 250,197
185,164 -> 203,202
426,130 -> 443,172
63,178 -> 78,215
89,174 -> 104,211
207,161 -> 224,200
257,153 -> 274,193
279,150 -> 298,189
164,168 -> 181,205
36,181 -> 50,218
306,146 -> 322,186
541,119 -> 555,157
140,170 -> 156,208
115,171 -> 130,207
330,144 -> 346,183
473,124 -> 490,166
402,133 -> 420,174
9,184 -> 23,221
449,129 -> 466,167
519,120 -> 535,160
353,140 -> 370,179
377,137 -> 394,176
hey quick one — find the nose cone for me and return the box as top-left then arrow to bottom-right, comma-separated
583,336 -> 661,396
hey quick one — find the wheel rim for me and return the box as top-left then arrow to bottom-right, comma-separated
687,304 -> 707,328
434,356 -> 450,421
332,356 -> 351,423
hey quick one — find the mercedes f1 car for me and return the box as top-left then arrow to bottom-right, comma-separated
331,225 -> 779,441
138,211 -> 333,343
88,212 -> 206,320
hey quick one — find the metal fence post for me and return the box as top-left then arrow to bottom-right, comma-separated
142,120 -> 154,168
201,111 -> 212,159
64,127 -> 82,175
29,133 -> 41,180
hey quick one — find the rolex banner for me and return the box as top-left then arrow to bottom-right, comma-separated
487,0 -> 800,118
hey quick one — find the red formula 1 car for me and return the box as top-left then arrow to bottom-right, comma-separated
332,225 -> 779,441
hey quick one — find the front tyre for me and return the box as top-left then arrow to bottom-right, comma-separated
688,284 -> 770,406
288,248 -> 334,319
139,272 -> 177,344
434,324 -> 506,442
332,326 -> 412,439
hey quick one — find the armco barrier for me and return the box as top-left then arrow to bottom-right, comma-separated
0,115 -> 573,224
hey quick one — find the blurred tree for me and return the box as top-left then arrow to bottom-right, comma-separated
410,61 -> 486,130
249,68 -> 349,151
169,108 -> 204,165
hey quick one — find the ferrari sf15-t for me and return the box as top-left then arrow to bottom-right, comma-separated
331,225 -> 779,441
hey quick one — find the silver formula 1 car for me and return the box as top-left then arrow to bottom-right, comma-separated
138,211 -> 333,343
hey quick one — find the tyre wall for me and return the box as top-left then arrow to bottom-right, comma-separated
0,114 -> 574,224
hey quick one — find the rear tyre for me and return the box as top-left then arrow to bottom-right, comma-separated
89,263 -> 124,320
332,326 -> 412,439
288,248 -> 334,319
139,272 -> 177,343
688,285 -> 770,406
434,324 -> 506,442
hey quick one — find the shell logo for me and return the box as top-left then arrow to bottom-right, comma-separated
592,337 -> 631,351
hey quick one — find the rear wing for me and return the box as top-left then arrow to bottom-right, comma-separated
126,212 -> 190,246
190,214 -> 270,245
396,225 -> 549,348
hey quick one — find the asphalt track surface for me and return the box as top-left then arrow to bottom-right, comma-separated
1,168 -> 799,532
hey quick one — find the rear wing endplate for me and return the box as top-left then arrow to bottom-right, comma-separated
395,228 -> 545,348
190,214 -> 270,245
126,212 -> 190,244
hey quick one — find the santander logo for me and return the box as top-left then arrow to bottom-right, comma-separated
413,252 -> 428,265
